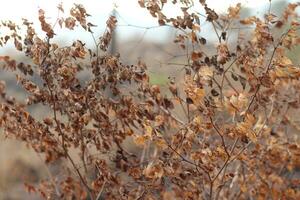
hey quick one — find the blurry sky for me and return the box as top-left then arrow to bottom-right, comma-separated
0,0 -> 297,51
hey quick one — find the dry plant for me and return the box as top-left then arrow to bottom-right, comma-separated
0,1 -> 300,199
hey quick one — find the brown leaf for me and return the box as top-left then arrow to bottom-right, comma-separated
191,51 -> 202,61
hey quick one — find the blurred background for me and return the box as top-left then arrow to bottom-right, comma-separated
0,0 -> 299,199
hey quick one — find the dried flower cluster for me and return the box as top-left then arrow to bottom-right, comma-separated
1,1 -> 300,199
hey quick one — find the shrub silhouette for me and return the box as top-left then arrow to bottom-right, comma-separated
0,1 -> 300,199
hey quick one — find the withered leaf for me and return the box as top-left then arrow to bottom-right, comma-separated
211,89 -> 219,96
239,75 -> 247,90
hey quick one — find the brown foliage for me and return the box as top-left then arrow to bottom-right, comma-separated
1,1 -> 300,200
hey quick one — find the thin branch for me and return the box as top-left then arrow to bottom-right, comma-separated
95,180 -> 106,200
159,105 -> 185,125
210,117 -> 230,157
